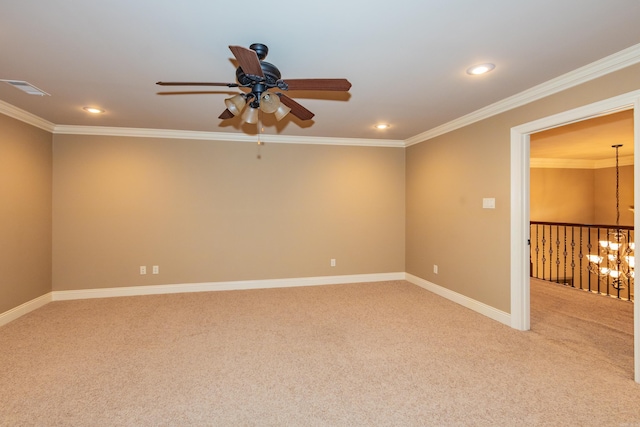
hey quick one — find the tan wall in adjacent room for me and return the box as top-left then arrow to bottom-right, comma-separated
530,166 -> 634,226
0,114 -> 52,313
530,168 -> 595,224
52,135 -> 405,291
406,62 -> 640,313
594,165 -> 634,226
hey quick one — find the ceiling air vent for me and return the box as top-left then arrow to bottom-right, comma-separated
1,79 -> 50,96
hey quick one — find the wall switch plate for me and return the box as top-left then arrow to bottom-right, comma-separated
140,266 -> 147,275
482,198 -> 496,209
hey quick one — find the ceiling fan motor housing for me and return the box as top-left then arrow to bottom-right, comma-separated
236,58 -> 282,108
249,43 -> 269,60
235,61 -> 281,86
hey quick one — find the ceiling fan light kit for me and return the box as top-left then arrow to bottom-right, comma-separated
259,92 -> 281,114
224,94 -> 247,116
157,43 -> 351,125
274,100 -> 292,121
241,105 -> 260,124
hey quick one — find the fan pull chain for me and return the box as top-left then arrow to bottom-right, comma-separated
256,113 -> 264,159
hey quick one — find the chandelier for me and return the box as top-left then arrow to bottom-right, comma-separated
585,144 -> 634,291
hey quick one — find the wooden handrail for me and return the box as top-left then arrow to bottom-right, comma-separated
530,220 -> 634,230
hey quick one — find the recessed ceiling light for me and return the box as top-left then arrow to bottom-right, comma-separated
83,107 -> 104,114
375,123 -> 390,130
466,63 -> 495,75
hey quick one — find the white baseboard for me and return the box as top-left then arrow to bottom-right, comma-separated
2,273 -> 511,330
0,292 -> 52,327
52,272 -> 407,301
405,273 -> 511,326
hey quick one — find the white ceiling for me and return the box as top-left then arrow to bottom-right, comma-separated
1,0 -> 640,142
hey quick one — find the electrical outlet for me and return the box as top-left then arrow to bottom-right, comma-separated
152,265 -> 159,275
330,259 -> 336,267
433,265 -> 438,274
140,266 -> 147,275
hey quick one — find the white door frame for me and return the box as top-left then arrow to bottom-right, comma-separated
510,89 -> 640,383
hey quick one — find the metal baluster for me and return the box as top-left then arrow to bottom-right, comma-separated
570,226 -> 575,288
563,225 -> 568,286
597,228 -> 602,295
556,225 -> 560,283
604,228 -> 610,297
587,227 -> 592,293
628,228 -> 632,301
535,225 -> 540,278
549,225 -> 553,280
542,226 -> 547,281
578,226 -> 583,290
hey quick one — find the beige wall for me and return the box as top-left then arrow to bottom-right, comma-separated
406,116 -> 512,310
52,135 -> 405,290
406,62 -> 640,313
530,168 -> 595,224
530,166 -> 633,226
0,114 -> 52,313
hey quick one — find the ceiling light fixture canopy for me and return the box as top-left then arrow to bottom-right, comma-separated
466,63 -> 495,75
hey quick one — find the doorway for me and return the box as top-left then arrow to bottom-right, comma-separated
510,90 -> 640,383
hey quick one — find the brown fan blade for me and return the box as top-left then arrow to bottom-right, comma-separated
218,109 -> 235,120
229,45 -> 264,77
282,78 -> 351,91
156,81 -> 238,87
278,94 -> 315,121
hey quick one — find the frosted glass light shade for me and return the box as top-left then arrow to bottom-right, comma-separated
241,106 -> 259,124
274,103 -> 291,121
224,94 -> 246,116
259,92 -> 280,114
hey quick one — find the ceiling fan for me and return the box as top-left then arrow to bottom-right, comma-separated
157,43 -> 352,124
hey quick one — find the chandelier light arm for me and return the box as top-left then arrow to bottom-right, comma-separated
584,144 -> 635,291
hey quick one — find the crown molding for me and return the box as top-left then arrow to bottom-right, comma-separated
405,43 -> 640,147
0,99 -> 55,132
53,125 -> 405,147
530,155 -> 634,169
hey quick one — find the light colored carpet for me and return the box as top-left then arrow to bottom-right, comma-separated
1,280 -> 638,426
